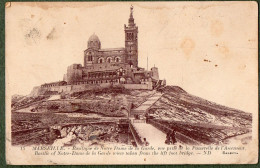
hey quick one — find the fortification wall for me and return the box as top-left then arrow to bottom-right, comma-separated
66,64 -> 83,84
71,83 -> 111,92
50,85 -> 72,92
123,83 -> 152,90
30,82 -> 152,97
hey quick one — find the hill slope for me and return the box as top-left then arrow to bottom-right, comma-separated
11,85 -> 252,145
148,86 -> 252,144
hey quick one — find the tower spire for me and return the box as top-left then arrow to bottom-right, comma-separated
130,5 -> 133,18
125,5 -> 138,68
128,5 -> 135,27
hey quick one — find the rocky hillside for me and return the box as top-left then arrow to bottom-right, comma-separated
148,86 -> 252,144
151,86 -> 251,128
12,86 -> 156,117
11,85 -> 252,145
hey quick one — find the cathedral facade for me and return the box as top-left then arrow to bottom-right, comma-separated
40,6 -> 162,91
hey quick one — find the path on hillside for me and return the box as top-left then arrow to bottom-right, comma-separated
13,99 -> 47,111
14,95 -> 61,112
130,92 -> 166,145
131,92 -> 163,117
132,122 -> 167,146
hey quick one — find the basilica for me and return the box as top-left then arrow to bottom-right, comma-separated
37,6 -> 164,94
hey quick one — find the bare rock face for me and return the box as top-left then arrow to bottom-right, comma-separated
148,86 -> 252,145
29,86 -> 48,97
28,86 -> 41,97
50,123 -> 123,146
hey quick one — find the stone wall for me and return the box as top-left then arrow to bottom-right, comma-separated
29,85 -> 71,97
122,83 -> 152,90
71,83 -> 112,92
30,82 -> 152,97
66,64 -> 83,84
50,85 -> 72,92
84,48 -> 126,66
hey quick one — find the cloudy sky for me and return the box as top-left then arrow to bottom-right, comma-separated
6,2 -> 257,114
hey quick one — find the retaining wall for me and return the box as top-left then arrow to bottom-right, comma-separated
123,83 -> 152,90
30,83 -> 152,96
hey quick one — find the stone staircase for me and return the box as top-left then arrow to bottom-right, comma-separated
131,92 -> 163,118
129,91 -> 201,146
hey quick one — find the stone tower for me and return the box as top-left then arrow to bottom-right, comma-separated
124,5 -> 138,68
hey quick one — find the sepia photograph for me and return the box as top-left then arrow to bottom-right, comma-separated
5,1 -> 258,165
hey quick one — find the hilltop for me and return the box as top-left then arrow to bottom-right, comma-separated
11,85 -> 252,145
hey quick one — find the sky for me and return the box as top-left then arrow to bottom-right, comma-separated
6,2 -> 258,114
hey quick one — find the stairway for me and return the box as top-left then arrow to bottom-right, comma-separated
131,92 -> 163,118
128,91 -> 166,146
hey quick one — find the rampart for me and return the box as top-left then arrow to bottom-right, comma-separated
30,82 -> 152,96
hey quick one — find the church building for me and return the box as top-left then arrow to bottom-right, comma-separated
39,6 -> 164,93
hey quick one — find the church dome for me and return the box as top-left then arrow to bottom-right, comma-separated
88,33 -> 101,50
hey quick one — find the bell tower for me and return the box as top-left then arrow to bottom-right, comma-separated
124,5 -> 138,68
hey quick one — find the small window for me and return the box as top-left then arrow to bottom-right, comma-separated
115,57 -> 121,63
98,57 -> 104,64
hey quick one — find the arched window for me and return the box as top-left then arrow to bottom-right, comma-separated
98,57 -> 104,64
115,57 -> 121,63
130,62 -> 133,68
88,55 -> 92,61
87,52 -> 93,61
107,57 -> 112,63
127,33 -> 134,40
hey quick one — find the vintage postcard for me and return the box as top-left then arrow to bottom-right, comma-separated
5,1 -> 258,165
